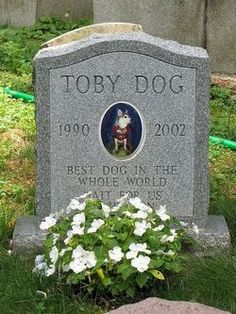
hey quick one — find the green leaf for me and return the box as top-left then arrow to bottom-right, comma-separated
149,258 -> 164,268
149,269 -> 165,280
172,240 -> 181,251
122,266 -> 136,281
44,236 -> 53,250
66,272 -> 85,284
94,246 -> 107,260
117,262 -> 129,274
136,273 -> 148,288
102,277 -> 112,287
126,286 -> 136,297
169,262 -> 183,273
96,268 -> 105,280
116,280 -> 129,292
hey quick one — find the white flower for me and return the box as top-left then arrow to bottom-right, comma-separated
160,235 -> 168,243
84,251 -> 97,268
64,230 -> 73,244
69,260 -> 86,273
192,223 -> 199,235
72,213 -> 85,225
46,264 -> 56,277
78,191 -> 92,199
69,199 -> 80,210
72,245 -> 86,259
32,261 -> 48,274
156,249 -> 175,256
108,246 -> 124,263
54,208 -> 65,220
102,203 -> 111,217
131,255 -> 150,273
111,203 -> 122,212
155,205 -> 170,221
71,225 -> 85,235
133,220 -> 151,236
123,211 -> 132,217
70,245 -> 97,273
166,249 -> 175,256
170,229 -> 177,237
116,193 -> 130,203
49,246 -> 59,264
62,264 -> 70,272
52,233 -> 59,245
160,233 -> 176,243
59,249 -> 66,257
35,255 -> 45,265
66,199 -> 85,213
36,290 -> 47,298
132,210 -> 148,219
40,216 -> 57,230
180,221 -> 188,227
87,219 -> 104,233
129,197 -> 152,213
126,242 -> 151,259
153,224 -> 165,232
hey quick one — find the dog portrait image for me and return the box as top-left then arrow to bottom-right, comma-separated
101,102 -> 143,159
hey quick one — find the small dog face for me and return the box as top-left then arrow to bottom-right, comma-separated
117,109 -> 131,129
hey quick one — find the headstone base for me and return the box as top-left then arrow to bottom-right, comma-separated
12,216 -> 47,255
12,215 -> 230,254
197,215 -> 231,249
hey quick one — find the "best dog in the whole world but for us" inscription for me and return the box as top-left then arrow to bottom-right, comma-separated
35,31 -> 209,226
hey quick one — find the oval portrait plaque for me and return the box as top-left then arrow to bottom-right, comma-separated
100,102 -> 143,160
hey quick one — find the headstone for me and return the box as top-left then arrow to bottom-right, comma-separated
12,23 -> 230,252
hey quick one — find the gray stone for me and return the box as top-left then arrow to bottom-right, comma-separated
207,0 -> 236,74
0,0 -> 37,27
0,0 -> 93,27
12,216 -> 46,254
198,215 -> 231,249
12,27 -> 230,253
93,0 -> 206,47
34,31 -> 209,227
42,23 -> 143,48
36,0 -> 93,22
107,297 -> 231,314
0,0 -> 8,26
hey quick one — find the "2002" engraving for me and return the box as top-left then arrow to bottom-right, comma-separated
155,123 -> 186,137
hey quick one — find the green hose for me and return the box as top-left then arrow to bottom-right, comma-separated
209,136 -> 236,151
1,87 -> 236,151
2,87 -> 34,102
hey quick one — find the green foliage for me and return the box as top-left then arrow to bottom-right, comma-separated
209,142 -> 235,206
0,16 -> 91,77
35,197 -> 195,297
0,19 -> 235,313
210,85 -> 232,104
0,71 -> 32,93
210,85 -> 236,140
0,250 -> 102,313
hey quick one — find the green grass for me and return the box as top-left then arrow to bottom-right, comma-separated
0,250 -> 102,314
0,18 -> 235,314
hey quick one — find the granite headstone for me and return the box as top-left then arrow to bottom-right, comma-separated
12,24 -> 230,252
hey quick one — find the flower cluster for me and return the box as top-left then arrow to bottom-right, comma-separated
34,194 -> 196,296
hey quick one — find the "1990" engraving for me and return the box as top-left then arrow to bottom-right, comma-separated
59,123 -> 90,137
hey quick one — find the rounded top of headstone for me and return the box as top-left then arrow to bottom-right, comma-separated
42,22 -> 143,48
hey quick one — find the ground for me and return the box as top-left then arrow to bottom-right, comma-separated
0,17 -> 235,313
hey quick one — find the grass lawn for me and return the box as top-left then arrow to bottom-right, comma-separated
0,18 -> 236,313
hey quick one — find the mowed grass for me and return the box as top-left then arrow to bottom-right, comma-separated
0,19 -> 236,313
